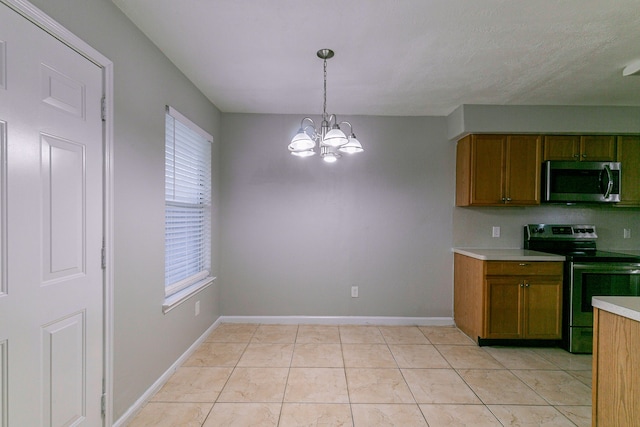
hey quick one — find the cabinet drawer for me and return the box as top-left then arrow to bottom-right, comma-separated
485,261 -> 563,276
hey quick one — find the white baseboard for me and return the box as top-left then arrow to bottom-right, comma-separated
219,315 -> 455,326
112,317 -> 222,427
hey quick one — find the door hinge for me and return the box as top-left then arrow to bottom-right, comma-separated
101,96 -> 106,122
101,393 -> 106,418
101,245 -> 106,269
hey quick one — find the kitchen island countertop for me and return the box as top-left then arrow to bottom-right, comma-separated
452,248 -> 565,261
592,296 -> 640,323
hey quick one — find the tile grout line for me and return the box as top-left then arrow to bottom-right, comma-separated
337,325 -> 356,427
200,324 -> 258,426
276,323 -> 299,426
131,323 -> 592,426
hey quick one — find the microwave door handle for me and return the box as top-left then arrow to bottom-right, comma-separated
601,164 -> 614,199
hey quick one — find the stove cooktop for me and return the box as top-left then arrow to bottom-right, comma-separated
524,224 -> 640,263
550,250 -> 640,263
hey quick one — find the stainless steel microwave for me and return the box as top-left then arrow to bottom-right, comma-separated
542,161 -> 621,203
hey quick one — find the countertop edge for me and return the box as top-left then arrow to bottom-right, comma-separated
453,248 -> 566,262
592,296 -> 640,323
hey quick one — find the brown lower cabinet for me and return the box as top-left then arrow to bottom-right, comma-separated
592,307 -> 640,426
454,253 -> 563,343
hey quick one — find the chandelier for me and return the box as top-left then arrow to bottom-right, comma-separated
288,49 -> 364,163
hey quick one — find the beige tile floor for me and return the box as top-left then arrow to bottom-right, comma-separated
127,324 -> 592,426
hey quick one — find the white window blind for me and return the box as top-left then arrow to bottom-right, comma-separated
165,106 -> 212,297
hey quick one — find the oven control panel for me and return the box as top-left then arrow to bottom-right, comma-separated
525,224 -> 598,240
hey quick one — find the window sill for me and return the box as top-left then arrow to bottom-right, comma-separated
162,276 -> 215,314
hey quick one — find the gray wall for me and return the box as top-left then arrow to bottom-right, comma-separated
219,114 -> 456,318
447,104 -> 640,139
28,0 -> 222,421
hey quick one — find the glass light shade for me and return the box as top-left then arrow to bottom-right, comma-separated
291,149 -> 315,157
338,136 -> 363,154
289,130 -> 315,151
322,127 -> 348,147
322,152 -> 338,163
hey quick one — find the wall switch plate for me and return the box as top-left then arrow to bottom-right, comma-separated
195,300 -> 200,316
351,286 -> 359,298
492,226 -> 500,238
624,228 -> 631,239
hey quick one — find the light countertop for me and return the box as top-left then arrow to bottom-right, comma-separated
592,296 -> 640,323
453,248 -> 565,261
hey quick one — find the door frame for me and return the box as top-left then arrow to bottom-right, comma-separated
0,1 -> 114,425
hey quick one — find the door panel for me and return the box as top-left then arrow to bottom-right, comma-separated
505,135 -> 541,204
471,135 -> 506,205
42,134 -> 85,282
485,277 -> 522,338
0,3 -> 104,426
524,279 -> 562,339
543,135 -> 579,161
581,135 -> 616,161
0,40 -> 5,89
0,339 -> 6,426
42,312 -> 85,427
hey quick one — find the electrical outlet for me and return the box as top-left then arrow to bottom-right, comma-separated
195,300 -> 200,316
492,226 -> 500,238
351,286 -> 359,298
624,228 -> 631,239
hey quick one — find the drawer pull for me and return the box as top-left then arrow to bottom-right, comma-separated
518,263 -> 530,266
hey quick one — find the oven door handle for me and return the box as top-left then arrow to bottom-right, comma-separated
572,263 -> 640,273
601,164 -> 614,199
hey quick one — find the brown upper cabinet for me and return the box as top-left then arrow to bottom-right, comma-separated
456,134 -> 541,206
617,135 -> 640,206
543,135 -> 616,161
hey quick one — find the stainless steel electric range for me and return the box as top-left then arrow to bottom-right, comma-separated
524,224 -> 640,353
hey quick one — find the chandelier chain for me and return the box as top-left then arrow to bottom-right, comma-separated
323,58 -> 328,121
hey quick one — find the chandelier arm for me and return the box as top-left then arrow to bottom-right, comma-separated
339,121 -> 353,134
300,117 -> 315,128
327,114 -> 339,126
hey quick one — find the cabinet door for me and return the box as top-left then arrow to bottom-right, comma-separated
617,135 -> 640,206
523,278 -> 562,339
581,135 -> 616,161
543,135 -> 579,161
505,135 -> 541,205
470,135 -> 507,205
485,277 -> 522,338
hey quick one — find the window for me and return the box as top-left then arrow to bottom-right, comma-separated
164,106 -> 213,309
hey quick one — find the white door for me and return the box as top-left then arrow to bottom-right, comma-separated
0,3 -> 104,426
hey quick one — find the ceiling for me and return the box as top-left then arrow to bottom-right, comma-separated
112,0 -> 640,117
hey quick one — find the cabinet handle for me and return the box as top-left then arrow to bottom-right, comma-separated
524,282 -> 530,287
506,197 -> 512,201
582,154 -> 587,158
574,154 -> 579,158
518,263 -> 529,266
520,283 -> 524,287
